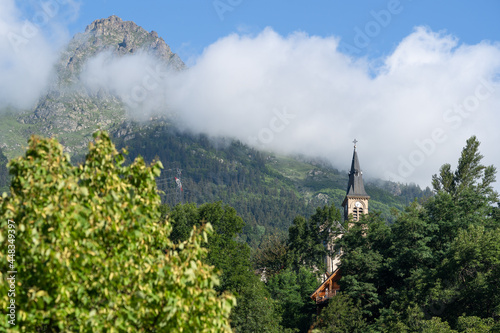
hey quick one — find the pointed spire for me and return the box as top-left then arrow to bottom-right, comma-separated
345,141 -> 368,197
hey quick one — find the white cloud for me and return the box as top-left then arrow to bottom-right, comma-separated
81,50 -> 177,121
160,26 -> 500,189
0,0 -> 79,109
3,1 -> 498,191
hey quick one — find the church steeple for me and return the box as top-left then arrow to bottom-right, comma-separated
313,140 -> 371,301
345,140 -> 368,197
342,140 -> 370,221
319,140 -> 371,283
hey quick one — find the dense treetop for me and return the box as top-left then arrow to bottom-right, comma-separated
0,132 -> 234,332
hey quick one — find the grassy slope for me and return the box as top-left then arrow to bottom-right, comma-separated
0,111 -> 36,159
266,154 -> 409,221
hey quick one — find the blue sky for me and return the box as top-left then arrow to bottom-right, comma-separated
3,0 -> 500,188
67,0 -> 500,61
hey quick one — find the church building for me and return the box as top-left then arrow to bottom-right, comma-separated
310,140 -> 370,305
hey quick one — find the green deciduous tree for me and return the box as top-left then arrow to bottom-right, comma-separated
252,233 -> 288,280
267,267 -> 318,332
0,132 -> 235,332
287,204 -> 341,272
167,201 -> 284,332
337,212 -> 391,319
419,317 -> 457,333
313,293 -> 366,333
456,315 -> 496,333
164,202 -> 200,243
229,275 -> 282,333
430,225 -> 500,323
198,202 -> 249,293
168,201 -> 256,293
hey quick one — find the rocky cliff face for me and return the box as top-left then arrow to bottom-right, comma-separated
57,15 -> 184,86
6,15 -> 185,155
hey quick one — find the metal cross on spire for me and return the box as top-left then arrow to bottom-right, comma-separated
353,139 -> 358,149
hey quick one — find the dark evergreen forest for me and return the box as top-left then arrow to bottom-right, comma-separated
162,136 -> 500,332
108,121 -> 431,247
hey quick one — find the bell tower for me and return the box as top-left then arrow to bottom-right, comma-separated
324,140 -> 370,275
342,140 -> 370,222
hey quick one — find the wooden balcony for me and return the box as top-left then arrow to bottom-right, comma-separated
314,289 -> 339,304
311,268 -> 342,305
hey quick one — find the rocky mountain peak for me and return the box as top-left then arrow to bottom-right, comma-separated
14,15 -> 185,155
84,15 -> 125,34
80,15 -> 181,60
57,15 -> 184,85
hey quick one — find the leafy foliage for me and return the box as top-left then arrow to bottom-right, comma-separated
287,204 -> 341,272
336,136 -> 500,331
229,275 -> 282,333
165,201 -> 283,332
252,233 -> 288,280
0,132 -> 235,332
267,267 -> 318,332
313,294 -> 366,333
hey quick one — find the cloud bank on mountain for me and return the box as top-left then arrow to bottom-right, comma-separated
1,1 -> 499,188
0,0 -> 79,109
162,27 -> 500,188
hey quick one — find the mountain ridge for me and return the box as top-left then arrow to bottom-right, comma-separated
0,16 -> 431,246
1,15 -> 184,157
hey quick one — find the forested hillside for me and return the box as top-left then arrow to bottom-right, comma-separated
0,14 -> 431,249
108,121 -> 431,246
